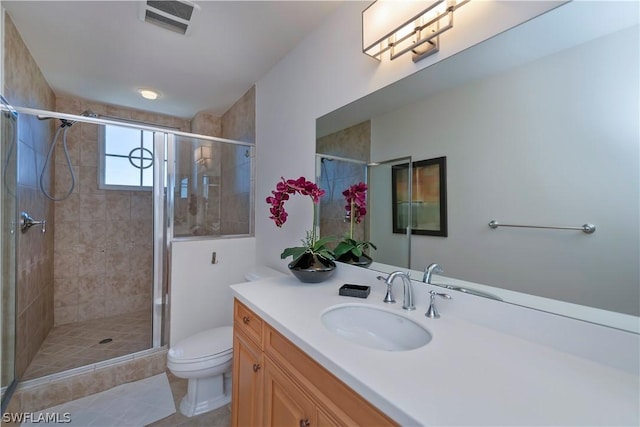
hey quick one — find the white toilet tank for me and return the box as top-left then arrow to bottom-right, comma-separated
244,266 -> 285,282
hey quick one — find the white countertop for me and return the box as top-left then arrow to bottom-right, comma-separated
231,270 -> 640,426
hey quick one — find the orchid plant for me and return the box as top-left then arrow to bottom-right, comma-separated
333,182 -> 377,260
266,177 -> 335,262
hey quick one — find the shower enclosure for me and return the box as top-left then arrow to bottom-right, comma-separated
0,105 -> 253,408
315,153 -> 413,269
315,154 -> 370,248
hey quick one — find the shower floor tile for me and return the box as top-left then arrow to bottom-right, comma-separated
22,310 -> 152,381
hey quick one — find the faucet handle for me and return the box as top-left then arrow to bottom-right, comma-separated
20,211 -> 46,233
425,290 -> 451,319
377,275 -> 396,304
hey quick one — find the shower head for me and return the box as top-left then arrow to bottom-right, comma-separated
37,109 -> 99,128
81,110 -> 98,118
62,110 -> 98,127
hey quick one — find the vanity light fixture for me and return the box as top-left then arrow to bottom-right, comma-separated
138,88 -> 160,100
362,0 -> 470,63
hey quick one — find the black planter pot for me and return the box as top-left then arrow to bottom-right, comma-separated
288,252 -> 336,283
337,252 -> 373,268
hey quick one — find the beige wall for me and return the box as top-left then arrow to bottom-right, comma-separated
53,95 -> 190,325
3,13 -> 56,377
191,110 -> 221,136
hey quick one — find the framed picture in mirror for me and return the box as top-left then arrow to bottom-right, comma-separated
392,156 -> 447,236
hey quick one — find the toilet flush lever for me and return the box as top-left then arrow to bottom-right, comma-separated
20,211 -> 46,233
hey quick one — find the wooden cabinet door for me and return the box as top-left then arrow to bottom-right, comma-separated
231,330 -> 263,427
263,357 -> 315,427
315,407 -> 343,427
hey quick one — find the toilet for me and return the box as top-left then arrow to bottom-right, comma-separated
167,266 -> 284,417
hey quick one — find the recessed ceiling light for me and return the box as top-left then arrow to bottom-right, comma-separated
138,88 -> 160,100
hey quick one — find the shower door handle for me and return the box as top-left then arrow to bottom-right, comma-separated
20,211 -> 46,233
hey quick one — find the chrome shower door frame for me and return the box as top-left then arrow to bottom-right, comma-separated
152,132 -> 172,348
0,97 -> 18,412
3,107 -> 255,355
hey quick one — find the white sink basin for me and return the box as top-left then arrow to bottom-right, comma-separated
321,304 -> 432,351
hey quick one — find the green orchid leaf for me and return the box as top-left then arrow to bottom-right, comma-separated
312,235 -> 337,250
333,241 -> 353,258
316,249 -> 335,260
352,246 -> 363,257
340,237 -> 354,246
280,246 -> 307,260
357,241 -> 377,251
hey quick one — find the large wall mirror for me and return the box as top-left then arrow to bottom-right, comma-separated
316,1 -> 639,332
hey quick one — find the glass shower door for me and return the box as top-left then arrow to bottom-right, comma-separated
171,137 -> 253,239
368,157 -> 413,269
1,97 -> 18,411
315,154 -> 369,249
153,132 -> 169,348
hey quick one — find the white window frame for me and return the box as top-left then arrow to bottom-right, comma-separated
98,122 -> 169,191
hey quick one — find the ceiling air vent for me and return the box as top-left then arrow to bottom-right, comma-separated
139,0 -> 199,35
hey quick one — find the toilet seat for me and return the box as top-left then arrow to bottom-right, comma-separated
168,326 -> 232,363
167,349 -> 232,366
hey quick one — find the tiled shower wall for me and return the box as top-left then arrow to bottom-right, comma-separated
316,121 -> 371,246
4,14 -> 56,378
174,86 -> 254,237
174,111 -> 223,236
53,96 -> 190,326
220,86 -> 255,235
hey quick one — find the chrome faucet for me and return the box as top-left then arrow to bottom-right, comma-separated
378,271 -> 415,311
422,263 -> 443,284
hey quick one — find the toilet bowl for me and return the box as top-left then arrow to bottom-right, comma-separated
167,266 -> 284,417
167,327 -> 233,417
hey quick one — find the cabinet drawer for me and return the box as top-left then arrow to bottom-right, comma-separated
234,299 -> 263,346
264,324 -> 397,427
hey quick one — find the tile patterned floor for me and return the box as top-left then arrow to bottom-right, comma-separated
14,308 -> 230,426
20,373 -> 175,427
147,371 -> 231,427
4,371 -> 230,427
22,310 -> 152,380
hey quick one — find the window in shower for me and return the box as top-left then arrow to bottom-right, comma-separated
98,124 -> 167,190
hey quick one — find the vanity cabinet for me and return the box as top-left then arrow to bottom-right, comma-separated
263,356 -> 317,426
231,301 -> 264,427
232,299 -> 397,427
